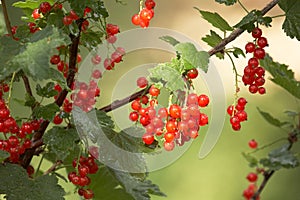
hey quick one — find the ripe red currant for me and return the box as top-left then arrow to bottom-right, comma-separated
257,37 -> 268,48
142,133 -> 154,145
248,139 -> 258,149
251,27 -> 262,38
198,94 -> 209,107
186,68 -> 198,79
245,42 -> 256,53
149,85 -> 160,97
246,172 -> 258,182
39,2 -> 52,14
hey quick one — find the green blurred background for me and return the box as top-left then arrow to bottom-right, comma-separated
1,0 -> 300,200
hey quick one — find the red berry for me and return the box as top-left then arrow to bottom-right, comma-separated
131,14 -> 140,25
145,0 -> 156,9
129,111 -> 139,121
32,8 -> 40,19
92,69 -> 102,79
83,189 -> 94,199
142,133 -> 154,145
236,110 -> 247,122
137,77 -> 148,88
53,115 -> 63,124
249,84 -> 258,94
169,104 -> 181,119
243,188 -> 255,199
258,87 -> 266,95
227,105 -> 235,116
91,54 -> 101,65
106,24 -> 119,35
164,132 -> 175,142
166,121 -> 177,133
131,100 -> 141,111
149,85 -> 160,97
198,94 -> 209,107
84,7 -> 92,16
69,10 -> 79,20
158,107 -> 168,118
231,123 -> 241,131
104,58 -> 115,70
163,141 -> 175,151
257,37 -> 268,48
245,42 -> 256,53
140,8 -> 153,21
186,68 -> 198,79
253,48 -> 265,59
248,57 -> 259,67
252,27 -> 262,38
39,2 -> 52,14
111,51 -> 122,63
62,16 -> 73,26
237,97 -> 247,107
50,55 -> 60,65
247,172 -> 258,182
140,115 -> 150,126
199,113 -> 208,126
78,165 -> 90,177
26,165 -> 35,176
248,139 -> 258,149
139,18 -> 150,28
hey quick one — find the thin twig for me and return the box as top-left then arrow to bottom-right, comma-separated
43,160 -> 63,175
208,0 -> 279,56
99,0 -> 280,113
1,0 -> 12,36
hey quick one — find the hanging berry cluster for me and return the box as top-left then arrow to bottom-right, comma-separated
68,154 -> 99,199
131,0 -> 156,28
243,27 -> 268,95
129,72 -> 210,151
0,83 -> 42,176
227,97 -> 248,131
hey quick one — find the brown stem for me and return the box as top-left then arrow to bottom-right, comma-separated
251,132 -> 298,200
99,88 -> 149,112
208,0 -> 279,56
99,0 -> 280,113
20,20 -> 84,168
1,0 -> 12,36
43,160 -> 63,175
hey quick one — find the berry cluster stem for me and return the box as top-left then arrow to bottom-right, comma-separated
226,52 -> 239,103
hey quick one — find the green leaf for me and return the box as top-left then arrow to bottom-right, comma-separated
202,30 -> 224,59
215,0 -> 237,6
96,110 -> 115,129
36,82 -> 58,98
242,152 -> 258,167
202,30 -> 223,47
13,0 -> 55,10
0,36 -> 23,81
257,107 -> 288,127
260,55 -> 300,99
90,165 -> 166,200
279,0 -> 300,40
234,10 -> 272,31
33,103 -> 60,121
148,63 -> 186,92
260,144 -> 299,170
0,26 -> 70,82
194,8 -> 233,32
175,43 -> 210,73
0,163 -> 65,200
0,150 -> 9,163
80,30 -> 104,50
232,47 -> 245,58
44,127 -> 80,161
159,36 -> 180,46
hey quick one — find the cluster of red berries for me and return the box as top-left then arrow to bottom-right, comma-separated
131,0 -> 156,28
103,47 -> 126,71
68,154 -> 99,199
72,79 -> 101,113
243,172 -> 260,200
243,27 -> 268,95
50,52 -> 81,78
227,97 -> 248,131
129,77 -> 209,151
0,92 -> 42,164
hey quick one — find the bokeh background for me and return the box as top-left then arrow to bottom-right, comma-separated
1,0 -> 300,200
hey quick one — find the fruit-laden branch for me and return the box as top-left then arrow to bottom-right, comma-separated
99,0 -> 280,112
21,20 -> 84,168
251,132 -> 298,200
208,0 -> 279,56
